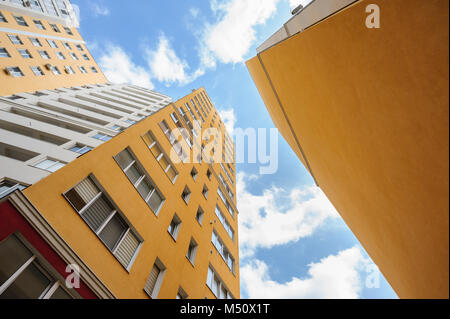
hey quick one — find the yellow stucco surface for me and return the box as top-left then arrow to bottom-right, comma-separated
247,0 -> 449,298
24,88 -> 240,299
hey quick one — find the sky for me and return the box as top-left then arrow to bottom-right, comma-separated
72,0 -> 398,299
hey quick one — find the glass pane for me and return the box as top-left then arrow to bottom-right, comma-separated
49,287 -> 72,299
167,167 -> 177,182
137,178 -> 153,200
0,236 -> 33,287
47,162 -> 65,172
34,159 -> 55,170
159,156 -> 169,170
125,165 -> 141,185
150,144 -> 161,158
81,195 -> 114,231
1,262 -> 51,299
99,214 -> 127,251
148,191 -> 163,213
142,133 -> 154,147
115,150 -> 133,170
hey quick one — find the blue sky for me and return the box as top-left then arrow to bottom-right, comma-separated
72,0 -> 397,299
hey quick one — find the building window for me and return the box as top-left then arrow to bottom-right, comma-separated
8,35 -> 23,45
125,119 -> 136,125
206,266 -> 234,299
0,48 -> 11,58
29,0 -> 44,12
114,148 -> 165,214
38,50 -> 50,59
63,42 -> 71,50
0,234 -> 78,299
49,65 -> 61,75
79,66 -> 87,74
6,67 -> 24,78
63,176 -> 143,270
14,15 -> 28,27
0,12 -> 7,23
181,186 -> 191,204
64,66 -> 75,74
76,44 -> 84,51
212,230 -> 235,273
33,19 -> 46,30
93,133 -> 112,141
111,125 -> 123,132
47,40 -> 58,48
144,259 -> 166,299
218,187 -> 234,218
18,49 -> 32,59
91,66 -> 98,73
142,131 -> 179,183
186,238 -> 198,265
215,206 -> 234,241
30,66 -> 44,76
63,27 -> 73,35
0,180 -> 26,199
56,51 -> 65,60
206,169 -> 212,180
70,52 -> 78,60
50,23 -> 60,33
69,144 -> 92,155
168,214 -> 181,240
43,0 -> 58,16
196,206 -> 205,225
82,54 -> 90,61
30,37 -> 42,47
176,287 -> 188,299
33,158 -> 65,172
158,120 -> 188,163
202,185 -> 209,199
190,167 -> 198,181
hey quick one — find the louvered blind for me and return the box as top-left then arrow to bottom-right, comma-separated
82,195 -> 114,231
144,264 -> 160,297
115,231 -> 140,268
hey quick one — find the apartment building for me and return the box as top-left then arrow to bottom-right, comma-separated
246,0 -> 449,298
0,0 -> 239,299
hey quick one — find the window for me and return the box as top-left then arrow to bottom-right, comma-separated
70,52 -> 78,60
181,186 -> 191,204
215,206 -> 234,241
56,51 -> 65,60
168,214 -> 181,240
63,27 -> 73,35
82,54 -> 90,61
47,40 -> 58,48
125,119 -> 136,125
0,12 -> 7,23
115,148 -> 165,214
30,66 -> 44,76
190,167 -> 198,181
186,238 -> 198,265
33,158 -> 65,172
69,144 -> 92,155
6,67 -> 24,77
212,231 -> 235,273
177,287 -> 188,299
38,50 -> 50,59
76,44 -> 84,51
50,23 -> 60,33
202,185 -> 209,199
14,15 -> 28,26
64,66 -> 75,74
79,66 -> 87,74
30,37 -> 42,47
29,0 -> 44,12
49,65 -> 61,75
142,131 -> 178,183
196,207 -> 205,225
144,259 -> 165,299
93,133 -> 112,141
34,20 -> 46,30
0,234 -> 78,299
43,0 -> 58,16
0,180 -> 26,199
8,35 -> 23,45
111,125 -> 123,132
64,176 -> 143,270
218,187 -> 234,218
158,120 -> 188,163
91,66 -> 98,73
206,267 -> 234,299
63,42 -> 71,50
18,49 -> 32,59
0,48 -> 10,58
207,169 -> 212,180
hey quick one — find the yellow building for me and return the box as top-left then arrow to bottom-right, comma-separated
0,1 -> 107,96
247,0 -> 449,299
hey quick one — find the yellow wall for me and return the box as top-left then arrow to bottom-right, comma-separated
0,9 -> 107,96
24,88 -> 240,299
247,0 -> 449,299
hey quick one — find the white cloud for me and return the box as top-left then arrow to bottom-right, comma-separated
189,7 -> 200,18
90,3 -> 110,17
145,34 -> 204,86
98,45 -> 154,89
241,246 -> 371,299
237,172 -> 340,257
203,0 -> 280,64
218,108 -> 236,136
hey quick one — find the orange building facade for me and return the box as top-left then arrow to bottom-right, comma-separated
247,0 -> 449,298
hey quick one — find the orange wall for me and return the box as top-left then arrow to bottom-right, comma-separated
247,0 -> 449,299
0,9 -> 107,96
23,88 -> 240,299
